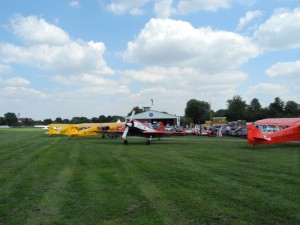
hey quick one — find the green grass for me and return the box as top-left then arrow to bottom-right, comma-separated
0,128 -> 299,225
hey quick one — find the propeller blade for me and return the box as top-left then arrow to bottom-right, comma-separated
122,127 -> 129,139
122,108 -> 136,140
129,109 -> 135,121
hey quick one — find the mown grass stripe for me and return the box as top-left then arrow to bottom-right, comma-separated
25,149 -> 77,225
0,129 -> 299,225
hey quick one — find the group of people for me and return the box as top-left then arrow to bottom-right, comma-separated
210,126 -> 223,137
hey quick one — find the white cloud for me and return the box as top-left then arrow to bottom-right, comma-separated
10,14 -> 70,45
0,76 -> 30,86
122,66 -> 247,111
0,64 -> 12,74
237,10 -> 263,31
247,83 -> 287,95
253,8 -> 300,50
265,60 -> 300,85
102,0 -> 239,17
69,0 -> 81,8
1,87 -> 46,98
52,73 -> 127,88
123,66 -> 247,86
0,15 -> 113,76
121,17 -> 258,111
154,0 -> 173,18
245,83 -> 291,107
105,0 -> 150,15
124,18 -> 260,72
176,0 -> 230,14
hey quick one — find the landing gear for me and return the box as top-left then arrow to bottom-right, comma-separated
123,139 -> 128,145
146,135 -> 152,145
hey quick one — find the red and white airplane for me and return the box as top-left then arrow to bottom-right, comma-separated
109,108 -> 185,144
247,118 -> 300,146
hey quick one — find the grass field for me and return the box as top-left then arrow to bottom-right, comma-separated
0,128 -> 299,225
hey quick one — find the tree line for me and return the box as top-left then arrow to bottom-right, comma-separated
0,113 -> 125,127
183,96 -> 300,124
1,96 -> 299,127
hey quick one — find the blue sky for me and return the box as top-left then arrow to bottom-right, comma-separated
0,0 -> 300,120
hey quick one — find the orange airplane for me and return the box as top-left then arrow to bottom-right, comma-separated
247,118 -> 300,146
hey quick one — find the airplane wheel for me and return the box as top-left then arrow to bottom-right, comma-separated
124,140 -> 128,145
146,140 -> 151,145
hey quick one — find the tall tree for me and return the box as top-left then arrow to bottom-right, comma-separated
98,115 -> 107,122
247,98 -> 262,121
23,118 -> 35,126
90,117 -> 100,123
71,117 -> 89,124
226,95 -> 247,121
127,106 -> 144,116
43,118 -> 53,125
214,109 -> 228,117
0,117 -> 6,125
268,97 -> 285,117
4,112 -> 18,126
62,119 -> 70,124
180,116 -> 193,126
284,101 -> 300,117
184,99 -> 210,124
54,117 -> 63,123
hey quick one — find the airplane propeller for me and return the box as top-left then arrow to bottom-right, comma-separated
122,109 -> 136,142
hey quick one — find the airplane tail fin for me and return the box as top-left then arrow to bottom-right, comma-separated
247,123 -> 269,145
157,122 -> 165,132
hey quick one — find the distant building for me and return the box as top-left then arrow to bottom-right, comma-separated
212,117 -> 227,125
126,109 -> 180,126
203,117 -> 227,127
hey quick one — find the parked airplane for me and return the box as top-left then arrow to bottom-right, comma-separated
48,124 -> 70,136
106,109 -> 185,144
67,122 -> 125,138
247,118 -> 300,146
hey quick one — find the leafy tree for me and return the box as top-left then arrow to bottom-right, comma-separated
247,98 -> 262,121
185,99 -> 210,124
106,116 -> 114,122
268,97 -> 285,117
98,115 -> 107,122
112,115 -> 125,122
35,120 -> 43,125
284,101 -> 300,117
90,117 -> 100,123
0,117 -> 6,125
226,95 -> 247,121
180,116 -> 193,126
23,118 -> 35,126
43,118 -> 53,125
70,117 -> 89,124
54,117 -> 63,123
214,109 -> 228,117
127,106 -> 144,116
62,119 -> 70,124
4,112 -> 18,126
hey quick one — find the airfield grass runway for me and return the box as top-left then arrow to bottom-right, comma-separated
0,128 -> 299,225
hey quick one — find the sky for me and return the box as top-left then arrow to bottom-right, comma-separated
0,0 -> 300,120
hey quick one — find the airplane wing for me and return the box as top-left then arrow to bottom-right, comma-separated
254,118 -> 300,127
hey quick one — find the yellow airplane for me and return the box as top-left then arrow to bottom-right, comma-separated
48,124 -> 70,136
67,122 -> 125,138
